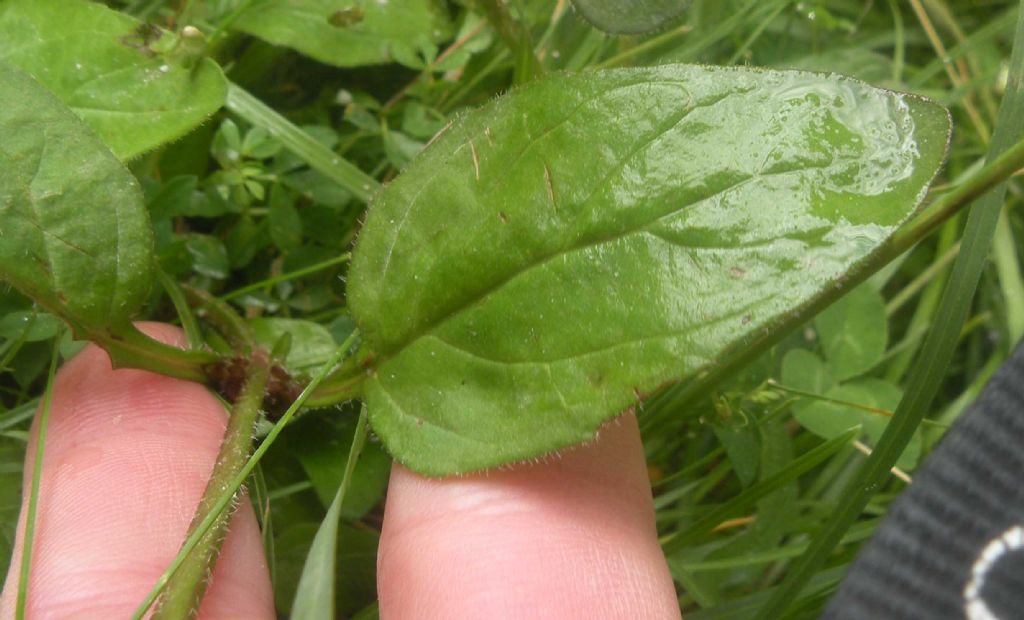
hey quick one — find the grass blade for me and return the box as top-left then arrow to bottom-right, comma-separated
226,84 -> 379,204
662,428 -> 857,554
290,405 -> 369,619
14,335 -> 60,620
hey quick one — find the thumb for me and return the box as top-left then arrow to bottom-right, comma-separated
0,323 -> 273,619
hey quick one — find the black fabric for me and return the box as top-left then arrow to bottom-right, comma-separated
823,342 -> 1024,620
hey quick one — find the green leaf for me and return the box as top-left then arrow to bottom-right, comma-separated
291,407 -> 369,620
814,282 -> 888,380
0,0 -> 227,161
0,63 -> 155,340
274,523 -> 379,618
794,378 -> 920,470
348,65 -> 950,475
231,0 -> 451,69
780,349 -> 837,412
269,190 -> 304,253
288,413 -> 390,518
571,0 -> 691,35
713,423 -> 760,487
250,318 -> 338,373
185,234 -> 230,280
0,311 -> 62,343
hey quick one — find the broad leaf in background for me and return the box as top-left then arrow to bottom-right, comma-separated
251,318 -> 341,373
797,379 -> 920,470
348,65 -> 950,475
814,282 -> 888,381
0,64 -> 154,340
571,0 -> 691,34
287,414 -> 390,518
231,0 -> 452,69
783,286 -> 917,469
0,0 -> 227,161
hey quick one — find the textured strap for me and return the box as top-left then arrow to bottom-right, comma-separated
823,342 -> 1024,620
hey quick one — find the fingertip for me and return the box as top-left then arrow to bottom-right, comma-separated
378,414 -> 680,619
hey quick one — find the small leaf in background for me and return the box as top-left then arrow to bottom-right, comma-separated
781,349 -> 837,413
157,236 -> 194,278
794,378 -> 919,470
288,413 -> 390,519
213,119 -> 245,167
269,189 -> 305,253
242,126 -> 284,160
287,286 -> 333,313
231,0 -> 452,69
814,283 -> 888,381
10,343 -> 52,389
185,234 -> 230,280
571,0 -> 692,34
0,64 -> 155,340
713,421 -> 761,487
347,64 -> 950,475
327,315 -> 358,346
382,130 -> 426,169
250,318 -> 339,373
0,312 -> 61,343
148,176 -> 232,220
0,0 -> 227,161
429,13 -> 492,73
300,205 -> 359,248
401,102 -> 449,141
225,216 -> 272,270
283,171 -> 353,209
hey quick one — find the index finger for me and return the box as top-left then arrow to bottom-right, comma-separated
377,412 -> 680,619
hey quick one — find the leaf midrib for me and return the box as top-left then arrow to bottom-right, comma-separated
372,162 -> 822,370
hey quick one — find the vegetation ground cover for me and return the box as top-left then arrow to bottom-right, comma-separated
0,0 -> 1022,617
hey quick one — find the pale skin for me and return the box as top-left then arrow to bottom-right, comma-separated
0,324 -> 680,619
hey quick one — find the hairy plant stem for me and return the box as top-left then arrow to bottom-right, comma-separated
132,330 -> 359,620
152,350 -> 270,620
182,285 -> 253,350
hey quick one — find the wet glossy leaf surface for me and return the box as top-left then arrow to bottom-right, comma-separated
349,64 -> 950,475
231,0 -> 451,68
0,64 -> 155,339
571,0 -> 691,35
0,0 -> 227,160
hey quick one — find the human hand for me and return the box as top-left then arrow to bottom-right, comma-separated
0,324 -> 680,618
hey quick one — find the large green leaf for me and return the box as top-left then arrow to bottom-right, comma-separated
0,0 -> 227,161
231,0 -> 451,68
0,64 -> 154,339
348,65 -> 950,475
571,0 -> 691,35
